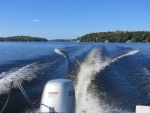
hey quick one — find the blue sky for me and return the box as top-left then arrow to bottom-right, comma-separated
0,0 -> 150,39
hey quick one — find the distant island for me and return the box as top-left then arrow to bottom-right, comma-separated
78,31 -> 150,43
0,36 -> 47,42
49,39 -> 78,42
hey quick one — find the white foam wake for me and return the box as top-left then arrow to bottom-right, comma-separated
75,48 -> 139,113
0,63 -> 37,94
111,50 -> 139,63
0,60 -> 59,95
76,48 -> 104,113
54,48 -> 66,58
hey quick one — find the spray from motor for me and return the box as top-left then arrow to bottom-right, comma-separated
75,48 -> 104,113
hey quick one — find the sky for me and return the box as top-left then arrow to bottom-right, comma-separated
0,0 -> 150,40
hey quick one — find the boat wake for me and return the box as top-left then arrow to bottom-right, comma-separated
54,48 -> 66,58
0,60 -> 59,95
76,48 -> 103,113
111,50 -> 139,63
75,48 -> 139,113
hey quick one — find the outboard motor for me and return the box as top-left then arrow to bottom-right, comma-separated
40,79 -> 76,113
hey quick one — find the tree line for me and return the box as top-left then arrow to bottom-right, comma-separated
0,36 -> 48,42
79,31 -> 150,42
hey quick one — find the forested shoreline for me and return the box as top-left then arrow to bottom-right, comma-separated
0,36 -> 47,42
79,31 -> 150,42
1,31 -> 150,42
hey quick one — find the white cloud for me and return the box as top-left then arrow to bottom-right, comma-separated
32,19 -> 40,22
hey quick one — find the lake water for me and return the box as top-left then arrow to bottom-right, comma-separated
0,42 -> 149,113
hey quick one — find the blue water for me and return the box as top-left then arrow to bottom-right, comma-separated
0,42 -> 149,113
